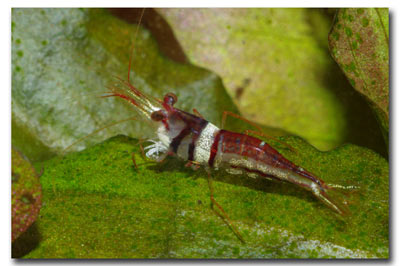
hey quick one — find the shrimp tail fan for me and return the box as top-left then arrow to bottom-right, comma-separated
315,183 -> 358,216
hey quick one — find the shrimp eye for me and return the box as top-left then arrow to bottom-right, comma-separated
151,110 -> 166,121
164,93 -> 177,106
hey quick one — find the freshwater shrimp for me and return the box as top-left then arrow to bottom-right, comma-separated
103,75 -> 351,242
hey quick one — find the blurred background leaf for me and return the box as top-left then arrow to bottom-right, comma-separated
12,8 -> 238,162
328,8 -> 389,147
158,8 -> 386,155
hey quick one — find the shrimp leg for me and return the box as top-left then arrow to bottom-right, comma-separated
243,129 -> 298,154
206,170 -> 245,244
130,139 -> 149,171
193,108 -> 204,119
221,110 -> 297,153
132,139 -> 171,170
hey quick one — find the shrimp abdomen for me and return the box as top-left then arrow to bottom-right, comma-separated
209,130 -> 350,215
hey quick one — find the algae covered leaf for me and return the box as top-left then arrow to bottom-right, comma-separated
29,135 -> 388,258
328,8 -> 389,145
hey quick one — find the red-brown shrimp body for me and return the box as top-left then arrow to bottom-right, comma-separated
208,130 -> 348,215
208,130 -> 321,185
106,79 -> 349,216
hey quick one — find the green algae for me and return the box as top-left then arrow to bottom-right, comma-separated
25,135 -> 388,258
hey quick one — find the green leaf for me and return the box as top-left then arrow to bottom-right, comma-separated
158,8 -> 384,152
328,8 -> 389,146
27,135 -> 388,258
11,8 -> 238,162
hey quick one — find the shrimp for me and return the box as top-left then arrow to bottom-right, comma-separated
103,77 -> 351,218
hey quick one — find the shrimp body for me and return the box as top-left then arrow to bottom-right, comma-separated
158,110 -> 348,215
105,79 -> 349,216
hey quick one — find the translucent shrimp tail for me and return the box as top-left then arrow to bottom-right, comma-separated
314,183 -> 357,216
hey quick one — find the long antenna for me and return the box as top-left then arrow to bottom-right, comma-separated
128,8 -> 146,84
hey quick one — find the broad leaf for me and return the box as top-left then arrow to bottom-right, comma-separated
25,135 -> 388,258
328,8 -> 389,146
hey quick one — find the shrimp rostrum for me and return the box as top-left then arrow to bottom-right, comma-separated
104,78 -> 351,226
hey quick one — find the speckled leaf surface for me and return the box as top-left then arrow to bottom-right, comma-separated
11,8 -> 237,162
328,8 -> 389,145
158,8 -> 382,151
21,135 -> 388,258
12,148 -> 42,242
